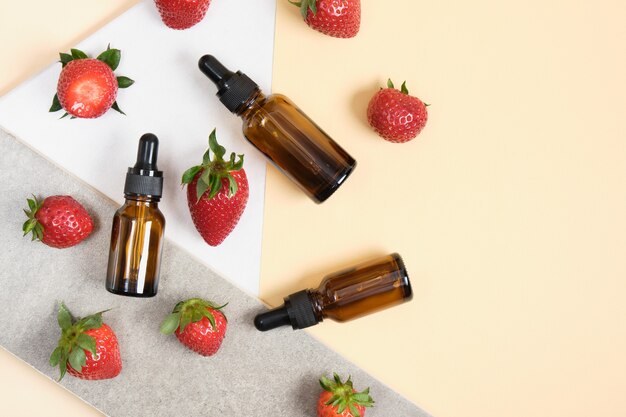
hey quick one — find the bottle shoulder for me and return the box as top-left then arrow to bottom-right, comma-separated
115,202 -> 165,224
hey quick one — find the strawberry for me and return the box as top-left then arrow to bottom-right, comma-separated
160,298 -> 227,356
49,46 -> 134,119
50,303 -> 122,381
181,129 -> 249,246
292,0 -> 361,38
22,195 -> 93,249
367,79 -> 429,143
154,0 -> 212,30
317,374 -> 374,417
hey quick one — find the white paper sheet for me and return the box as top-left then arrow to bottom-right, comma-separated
0,0 -> 276,296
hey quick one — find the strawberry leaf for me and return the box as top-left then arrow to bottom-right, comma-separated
196,176 -> 210,202
159,312 -> 181,335
79,311 -> 104,331
57,304 -> 72,331
208,129 -> 225,160
49,347 -> 62,367
68,347 -> 86,373
387,79 -> 395,89
49,94 -> 62,112
191,309 -> 204,322
58,357 -> 68,381
202,147 -> 212,166
27,198 -> 37,212
60,112 -> 70,119
97,48 -> 121,71
117,76 -> 134,89
202,309 -> 216,329
227,174 -> 238,197
76,334 -> 97,357
111,101 -> 126,115
59,53 -> 73,67
349,403 -> 361,417
326,394 -> 340,406
400,81 -> 409,95
181,166 -> 202,185
70,48 -> 88,60
231,154 -> 244,171
208,175 -> 223,199
179,313 -> 192,333
34,224 -> 43,240
320,376 -> 335,392
292,0 -> 317,19
22,219 -> 36,235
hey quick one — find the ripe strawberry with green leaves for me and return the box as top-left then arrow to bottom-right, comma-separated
22,195 -> 93,249
49,45 -> 134,119
160,298 -> 228,356
182,129 -> 249,247
155,0 -> 212,30
50,303 -> 122,381
367,79 -> 429,143
317,374 -> 374,417
291,0 -> 361,38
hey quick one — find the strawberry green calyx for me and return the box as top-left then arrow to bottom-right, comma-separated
22,195 -> 44,241
320,373 -> 374,417
160,298 -> 227,335
49,45 -> 134,117
50,303 -> 108,381
289,0 -> 318,19
387,79 -> 409,95
181,129 -> 245,202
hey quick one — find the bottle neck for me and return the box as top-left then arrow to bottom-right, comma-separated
123,194 -> 160,205
309,290 -> 325,320
236,89 -> 266,119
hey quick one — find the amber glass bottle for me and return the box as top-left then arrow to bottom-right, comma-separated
106,134 -> 165,297
198,55 -> 356,203
254,253 -> 413,331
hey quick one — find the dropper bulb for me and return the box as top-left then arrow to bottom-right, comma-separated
198,55 -> 234,86
254,305 -> 291,331
135,133 -> 159,171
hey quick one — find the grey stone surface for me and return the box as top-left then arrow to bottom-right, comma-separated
0,128 -> 430,417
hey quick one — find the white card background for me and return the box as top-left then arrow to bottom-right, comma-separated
0,0 -> 277,296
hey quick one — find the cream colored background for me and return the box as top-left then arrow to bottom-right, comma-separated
1,1 -> 626,416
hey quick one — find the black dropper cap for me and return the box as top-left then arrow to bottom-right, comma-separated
254,290 -> 320,331
124,133 -> 164,198
198,55 -> 259,113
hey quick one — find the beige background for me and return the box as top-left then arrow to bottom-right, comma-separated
1,1 -> 626,416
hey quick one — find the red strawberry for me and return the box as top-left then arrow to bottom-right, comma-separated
155,0 -> 212,30
50,303 -> 122,381
182,129 -> 249,246
22,195 -> 93,249
367,79 -> 429,143
49,46 -> 134,119
293,0 -> 361,38
160,298 -> 227,356
317,374 -> 374,417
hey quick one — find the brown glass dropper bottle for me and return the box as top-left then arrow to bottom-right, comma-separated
106,134 -> 165,297
254,253 -> 413,331
198,54 -> 357,203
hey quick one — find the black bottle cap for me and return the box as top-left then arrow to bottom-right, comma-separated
254,290 -> 320,332
198,55 -> 259,113
124,133 -> 164,198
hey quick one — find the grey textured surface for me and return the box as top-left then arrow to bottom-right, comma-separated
0,129 -> 430,417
